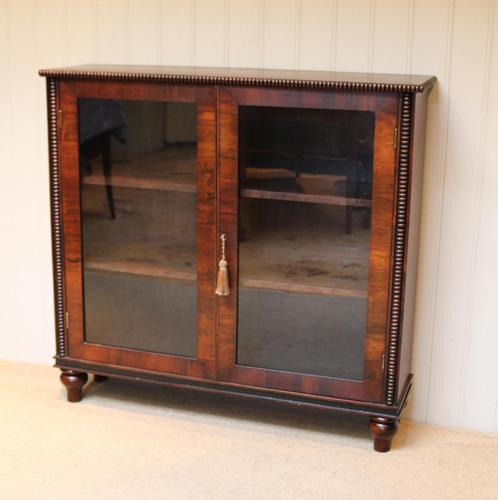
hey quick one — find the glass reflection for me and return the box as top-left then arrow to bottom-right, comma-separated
78,98 -> 198,357
236,106 -> 375,380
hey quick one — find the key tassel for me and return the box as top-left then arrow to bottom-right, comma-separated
215,234 -> 230,296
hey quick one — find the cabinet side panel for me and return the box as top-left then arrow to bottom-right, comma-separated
47,78 -> 67,357
397,91 -> 429,402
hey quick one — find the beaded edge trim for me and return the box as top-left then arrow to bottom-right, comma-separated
47,78 -> 66,357
385,92 -> 414,405
39,69 -> 432,93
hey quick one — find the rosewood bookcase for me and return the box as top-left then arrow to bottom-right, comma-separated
40,65 -> 435,452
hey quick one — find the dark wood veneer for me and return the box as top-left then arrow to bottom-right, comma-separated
55,357 -> 412,419
59,80 -> 217,380
42,65 -> 434,452
47,79 -> 66,357
217,86 -> 397,402
60,370 -> 88,402
40,64 -> 435,93
369,417 -> 398,452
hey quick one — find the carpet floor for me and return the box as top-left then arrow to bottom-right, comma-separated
0,359 -> 497,500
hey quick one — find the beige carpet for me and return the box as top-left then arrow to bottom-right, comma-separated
1,360 -> 497,500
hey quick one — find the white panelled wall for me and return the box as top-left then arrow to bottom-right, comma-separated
0,0 -> 497,433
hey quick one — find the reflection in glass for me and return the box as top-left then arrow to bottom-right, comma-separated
237,106 -> 375,380
78,98 -> 198,356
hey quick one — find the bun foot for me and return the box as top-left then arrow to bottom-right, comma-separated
60,370 -> 88,402
369,417 -> 398,452
93,374 -> 108,382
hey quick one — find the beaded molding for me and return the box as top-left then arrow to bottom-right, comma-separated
47,78 -> 66,357
39,68 -> 433,93
385,92 -> 414,405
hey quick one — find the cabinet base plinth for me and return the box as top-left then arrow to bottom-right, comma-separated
60,370 -> 88,402
55,359 -> 411,450
369,417 -> 398,452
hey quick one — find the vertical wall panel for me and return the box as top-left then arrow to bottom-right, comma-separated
194,0 -> 226,66
334,0 -> 372,71
0,0 -> 11,158
461,1 -> 498,432
406,0 -> 453,423
36,0 -> 66,68
3,0 -> 56,363
228,0 -> 262,67
129,0 -> 160,64
96,0 -> 129,64
262,0 -> 299,69
426,0 -> 491,428
67,1 -> 98,65
495,401 -> 498,433
32,0 -> 67,368
7,0 -> 39,235
0,0 -> 13,357
371,0 -> 412,73
160,0 -> 194,65
298,0 -> 334,70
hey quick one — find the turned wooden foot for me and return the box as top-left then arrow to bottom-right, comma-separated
93,374 -> 108,383
60,370 -> 88,402
369,417 -> 398,452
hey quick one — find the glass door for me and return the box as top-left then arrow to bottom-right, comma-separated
217,87 -> 398,402
59,81 -> 216,379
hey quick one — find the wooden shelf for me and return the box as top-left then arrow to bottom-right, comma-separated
86,260 -> 196,282
82,147 -> 197,194
83,148 -> 371,208
241,188 -> 370,207
85,259 -> 366,299
241,167 -> 371,208
239,277 -> 366,298
82,230 -> 369,301
84,174 -> 196,194
82,147 -> 370,300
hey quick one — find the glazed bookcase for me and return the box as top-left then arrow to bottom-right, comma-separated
40,65 -> 435,452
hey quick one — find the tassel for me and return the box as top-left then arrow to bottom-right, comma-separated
215,234 -> 230,296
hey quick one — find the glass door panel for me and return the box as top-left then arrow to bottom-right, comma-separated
78,98 -> 198,357
237,106 -> 374,380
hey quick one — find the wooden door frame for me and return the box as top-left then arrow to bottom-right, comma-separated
58,80 -> 217,379
216,86 -> 399,402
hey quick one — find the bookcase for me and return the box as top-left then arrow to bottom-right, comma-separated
40,65 -> 435,452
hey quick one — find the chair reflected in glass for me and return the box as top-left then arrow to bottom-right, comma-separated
78,99 -> 127,219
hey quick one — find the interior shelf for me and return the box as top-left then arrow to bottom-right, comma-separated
82,147 -> 197,194
85,259 -> 196,283
241,167 -> 371,207
82,147 -> 371,208
85,259 -> 367,299
82,146 -> 370,299
84,174 -> 196,194
83,224 -> 369,300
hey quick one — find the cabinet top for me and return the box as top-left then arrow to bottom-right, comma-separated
39,64 -> 435,93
